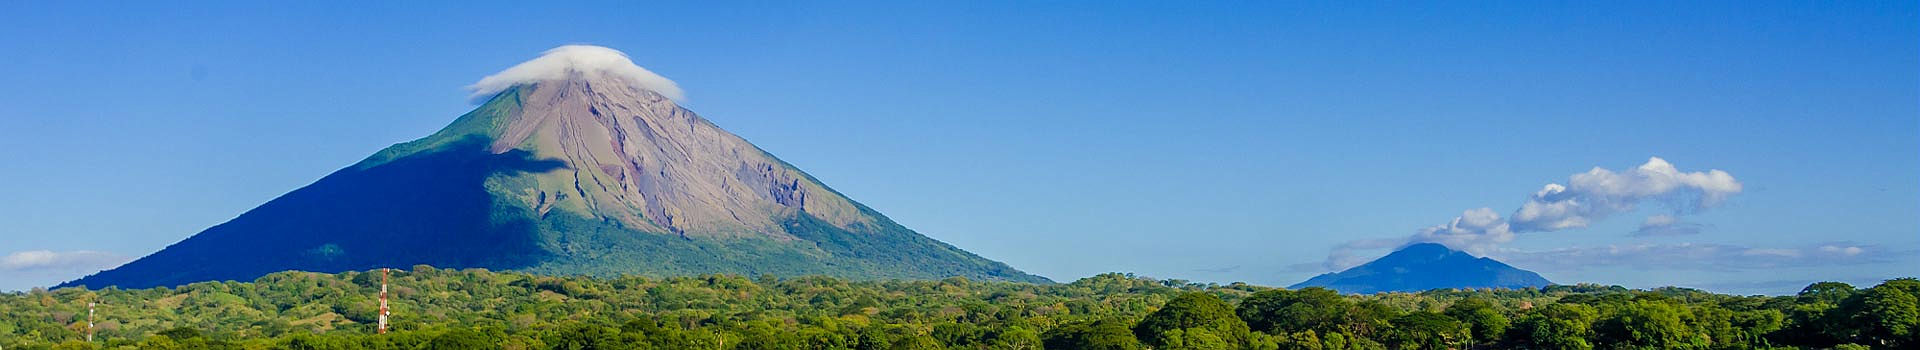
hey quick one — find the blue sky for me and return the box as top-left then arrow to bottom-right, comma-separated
0,2 -> 1913,294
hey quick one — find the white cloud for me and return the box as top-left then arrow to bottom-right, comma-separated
1410,207 -> 1514,255
467,44 -> 684,102
1819,245 -> 1865,256
1,250 -> 128,272
1510,157 -> 1741,232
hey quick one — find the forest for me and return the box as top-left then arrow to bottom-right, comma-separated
1,266 -> 1914,350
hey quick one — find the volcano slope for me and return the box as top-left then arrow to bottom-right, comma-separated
62,46 -> 1047,289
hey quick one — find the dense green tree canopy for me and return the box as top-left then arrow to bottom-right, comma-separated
1442,297 -> 1509,345
1133,293 -> 1251,349
1382,312 -> 1467,350
1510,303 -> 1598,350
1236,287 -> 1358,336
1043,319 -> 1141,350
0,268 -> 1911,350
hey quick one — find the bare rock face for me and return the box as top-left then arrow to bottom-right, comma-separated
490,75 -> 870,239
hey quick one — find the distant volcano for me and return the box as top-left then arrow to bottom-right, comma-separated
61,45 -> 1047,289
1291,243 -> 1551,294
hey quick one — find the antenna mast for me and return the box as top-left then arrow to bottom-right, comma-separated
86,301 -> 97,342
378,268 -> 390,334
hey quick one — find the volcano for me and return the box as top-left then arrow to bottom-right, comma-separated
1290,243 -> 1551,294
60,45 -> 1048,289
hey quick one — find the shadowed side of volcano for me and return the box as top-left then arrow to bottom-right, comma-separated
60,136 -> 563,289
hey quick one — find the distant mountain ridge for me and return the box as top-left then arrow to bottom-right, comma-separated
1291,243 -> 1551,294
60,47 -> 1047,289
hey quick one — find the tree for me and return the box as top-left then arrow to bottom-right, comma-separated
1136,293 -> 1252,349
1239,289 -> 1300,334
888,334 -> 945,350
1237,288 -> 1358,336
731,322 -> 803,350
930,322 -> 981,347
155,326 -> 203,340
1348,301 -> 1400,338
1265,330 -> 1322,350
1443,298 -> 1509,346
544,324 -> 630,350
1798,282 -> 1857,305
1508,303 -> 1596,350
988,326 -> 1042,350
1382,312 -> 1467,350
1043,319 -> 1143,350
425,329 -> 500,350
49,340 -> 97,350
1853,284 -> 1918,348
1592,300 -> 1705,349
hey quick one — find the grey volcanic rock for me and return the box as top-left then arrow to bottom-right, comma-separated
475,74 -> 873,239
1291,243 -> 1551,294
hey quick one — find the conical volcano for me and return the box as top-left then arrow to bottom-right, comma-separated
1290,243 -> 1550,294
61,45 -> 1048,289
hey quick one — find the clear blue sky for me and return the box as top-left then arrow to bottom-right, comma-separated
1,2 -> 1914,294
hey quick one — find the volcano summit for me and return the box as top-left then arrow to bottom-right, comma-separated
62,45 -> 1047,289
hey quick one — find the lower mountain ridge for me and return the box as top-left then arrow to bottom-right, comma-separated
1290,243 -> 1551,294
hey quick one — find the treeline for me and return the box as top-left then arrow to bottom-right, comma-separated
0,266 -> 1914,349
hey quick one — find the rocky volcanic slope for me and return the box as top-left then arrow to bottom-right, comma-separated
62,52 -> 1047,289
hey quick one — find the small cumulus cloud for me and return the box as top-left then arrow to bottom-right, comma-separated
1,250 -> 128,272
467,44 -> 683,102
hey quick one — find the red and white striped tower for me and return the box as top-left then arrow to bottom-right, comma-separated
377,268 -> 389,334
86,302 -> 96,342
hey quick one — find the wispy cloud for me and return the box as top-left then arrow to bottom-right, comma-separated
1631,214 -> 1707,237
1193,265 -> 1242,274
1,250 -> 129,272
1689,276 -> 1904,296
1495,242 -> 1905,272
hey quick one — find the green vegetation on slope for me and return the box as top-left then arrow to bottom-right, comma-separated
355,88 -> 524,170
8,268 -> 1918,349
513,199 -> 1049,285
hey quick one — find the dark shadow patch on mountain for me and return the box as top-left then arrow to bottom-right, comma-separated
59,136 -> 564,289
